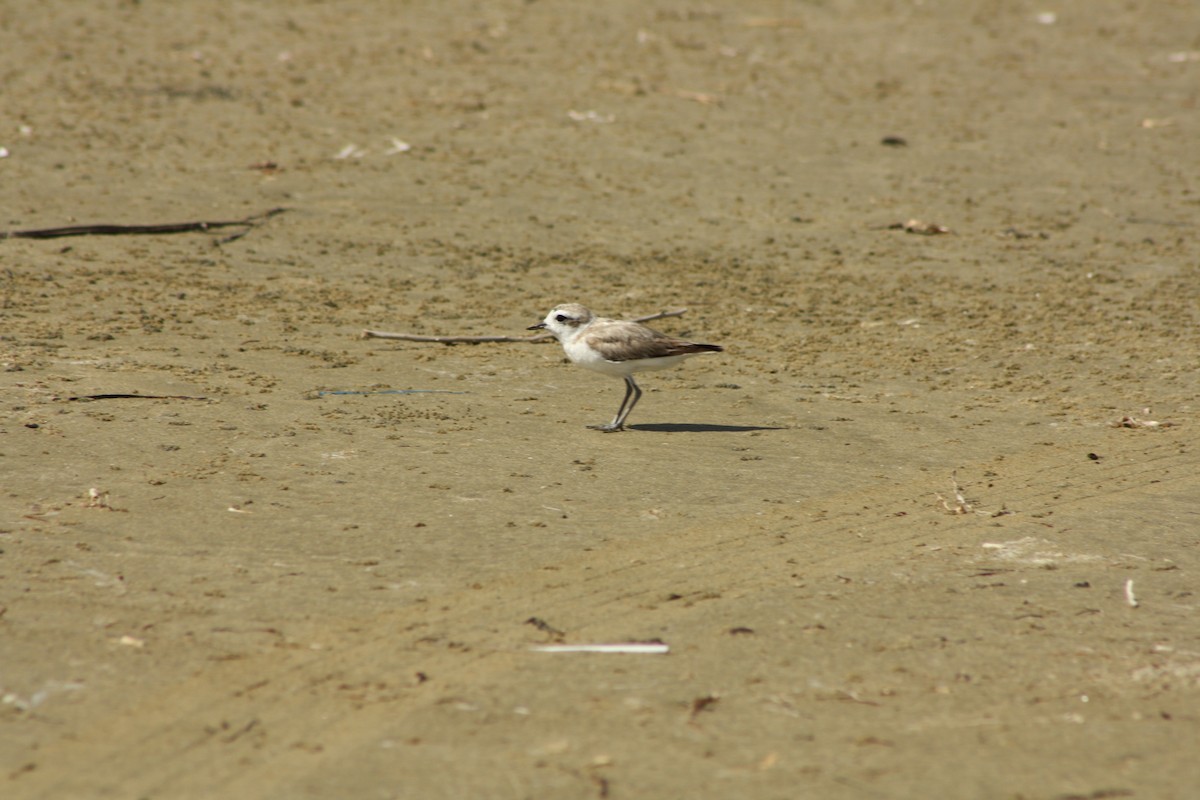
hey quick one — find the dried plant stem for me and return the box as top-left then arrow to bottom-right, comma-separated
362,308 -> 689,344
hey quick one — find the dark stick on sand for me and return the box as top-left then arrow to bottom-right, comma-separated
1,207 -> 288,243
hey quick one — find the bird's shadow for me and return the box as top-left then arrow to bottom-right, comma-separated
626,422 -> 787,433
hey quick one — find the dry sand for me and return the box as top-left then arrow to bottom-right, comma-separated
3,1 -> 1199,797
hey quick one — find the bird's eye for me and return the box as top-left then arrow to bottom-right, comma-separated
555,314 -> 568,322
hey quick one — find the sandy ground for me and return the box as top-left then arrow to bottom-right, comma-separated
3,1 -> 1199,797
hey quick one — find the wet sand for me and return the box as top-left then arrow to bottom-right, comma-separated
3,1 -> 1199,797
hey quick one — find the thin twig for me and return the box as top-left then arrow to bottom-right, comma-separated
362,308 -> 689,343
529,643 -> 670,654
364,332 -> 556,344
0,207 -> 288,241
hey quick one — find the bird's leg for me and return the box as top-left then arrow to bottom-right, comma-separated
615,377 -> 643,429
589,376 -> 640,432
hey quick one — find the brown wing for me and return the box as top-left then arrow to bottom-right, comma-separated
586,323 -> 723,362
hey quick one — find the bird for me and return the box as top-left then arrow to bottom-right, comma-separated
528,303 -> 723,431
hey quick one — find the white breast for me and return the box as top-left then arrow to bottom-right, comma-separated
562,333 -> 687,377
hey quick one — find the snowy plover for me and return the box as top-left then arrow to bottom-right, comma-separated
528,303 -> 723,431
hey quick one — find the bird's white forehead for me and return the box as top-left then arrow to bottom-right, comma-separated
546,303 -> 594,324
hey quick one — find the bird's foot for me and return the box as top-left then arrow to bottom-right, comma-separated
588,422 -> 624,432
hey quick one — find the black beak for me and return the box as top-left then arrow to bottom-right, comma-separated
527,322 -> 546,331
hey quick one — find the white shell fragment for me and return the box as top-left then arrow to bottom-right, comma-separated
334,144 -> 366,159
567,109 -> 615,124
385,138 -> 412,154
